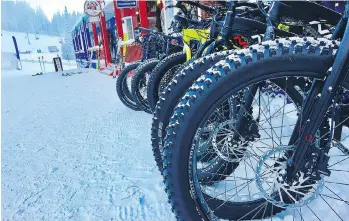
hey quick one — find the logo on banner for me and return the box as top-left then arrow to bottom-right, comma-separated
84,0 -> 102,17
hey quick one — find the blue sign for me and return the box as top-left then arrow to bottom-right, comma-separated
117,0 -> 137,8
106,17 -> 116,29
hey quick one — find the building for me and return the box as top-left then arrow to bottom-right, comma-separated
72,1 -> 165,72
71,0 -> 208,74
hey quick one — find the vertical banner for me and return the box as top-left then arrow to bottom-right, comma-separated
12,36 -> 20,60
86,25 -> 92,47
12,36 -> 22,70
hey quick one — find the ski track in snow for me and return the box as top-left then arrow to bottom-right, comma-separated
1,67 -> 175,221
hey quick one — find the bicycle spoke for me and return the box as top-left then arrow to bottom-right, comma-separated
328,168 -> 349,172
305,205 -> 321,221
328,156 -> 349,168
325,181 -> 349,186
318,194 -> 344,221
320,193 -> 349,205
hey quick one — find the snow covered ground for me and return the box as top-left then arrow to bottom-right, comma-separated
1,60 -> 78,76
1,65 -> 175,221
2,62 -> 348,220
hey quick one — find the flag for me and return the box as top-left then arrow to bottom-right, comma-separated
12,36 -> 20,60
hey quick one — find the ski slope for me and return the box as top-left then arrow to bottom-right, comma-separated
1,30 -> 62,53
1,69 -> 175,221
1,30 -> 63,62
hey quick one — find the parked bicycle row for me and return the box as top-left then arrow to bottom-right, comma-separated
116,1 -> 349,220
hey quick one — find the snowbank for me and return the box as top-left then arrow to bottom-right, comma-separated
1,52 -> 18,70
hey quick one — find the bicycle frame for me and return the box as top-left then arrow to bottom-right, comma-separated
231,0 -> 283,144
288,2 -> 349,179
197,1 -> 300,58
182,28 -> 210,61
230,1 -> 345,162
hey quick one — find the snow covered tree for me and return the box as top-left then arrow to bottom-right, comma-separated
1,1 -> 82,36
34,6 -> 50,35
61,6 -> 75,62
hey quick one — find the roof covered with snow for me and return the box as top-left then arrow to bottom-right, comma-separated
71,14 -> 89,32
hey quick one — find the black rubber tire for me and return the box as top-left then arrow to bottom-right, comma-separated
116,62 -> 141,111
158,65 -> 183,96
169,45 -> 183,54
147,52 -> 187,112
151,50 -> 235,175
131,59 -> 159,114
162,37 -> 338,220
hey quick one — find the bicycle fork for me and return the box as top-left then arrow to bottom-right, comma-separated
233,1 -> 281,140
288,4 -> 349,181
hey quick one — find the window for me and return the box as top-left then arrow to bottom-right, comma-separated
122,16 -> 134,41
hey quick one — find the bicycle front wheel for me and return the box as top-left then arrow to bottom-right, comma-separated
162,37 -> 349,221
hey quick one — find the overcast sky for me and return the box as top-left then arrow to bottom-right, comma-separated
27,0 -> 86,20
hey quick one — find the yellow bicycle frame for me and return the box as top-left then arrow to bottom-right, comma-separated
182,28 -> 210,61
181,28 -> 247,60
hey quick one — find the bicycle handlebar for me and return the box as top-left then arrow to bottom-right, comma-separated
166,0 -> 217,15
138,27 -> 180,40
166,3 -> 189,17
178,0 -> 216,14
174,14 -> 200,25
138,27 -> 153,33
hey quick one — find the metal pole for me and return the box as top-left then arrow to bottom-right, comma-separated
41,56 -> 46,73
38,56 -> 43,74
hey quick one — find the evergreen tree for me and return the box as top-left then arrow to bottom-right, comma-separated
34,6 -> 50,34
61,6 -> 75,61
1,1 -> 82,37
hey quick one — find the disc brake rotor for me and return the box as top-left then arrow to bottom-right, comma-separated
255,146 -> 324,208
211,119 -> 248,162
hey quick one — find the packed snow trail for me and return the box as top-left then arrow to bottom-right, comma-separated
1,69 -> 175,221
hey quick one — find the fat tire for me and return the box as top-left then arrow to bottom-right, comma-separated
158,65 -> 183,96
162,37 -> 338,220
151,50 -> 234,175
147,52 -> 187,112
116,62 -> 141,111
131,59 -> 159,114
